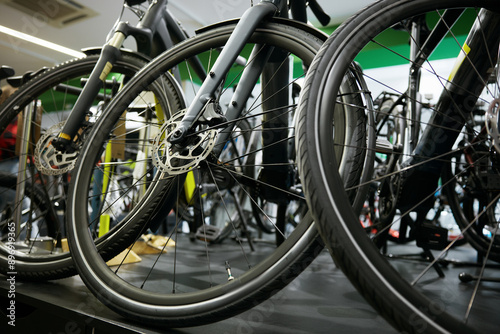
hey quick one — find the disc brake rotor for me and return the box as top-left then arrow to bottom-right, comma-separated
152,110 -> 217,176
34,122 -> 79,175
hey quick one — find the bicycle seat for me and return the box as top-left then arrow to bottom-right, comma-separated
0,66 -> 15,81
7,67 -> 48,88
125,0 -> 147,6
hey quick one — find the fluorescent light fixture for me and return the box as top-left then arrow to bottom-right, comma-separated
0,24 -> 85,58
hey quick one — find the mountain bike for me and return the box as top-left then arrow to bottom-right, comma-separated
64,0 -> 368,328
0,0 -> 330,281
296,0 -> 500,332
0,0 -> 199,281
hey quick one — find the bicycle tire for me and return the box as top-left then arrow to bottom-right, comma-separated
0,53 -> 183,281
297,0 -> 500,333
67,19 -> 366,327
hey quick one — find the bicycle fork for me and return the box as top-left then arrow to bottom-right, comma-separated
165,0 -> 291,244
164,0 -> 291,197
51,31 -> 126,152
168,0 -> 283,143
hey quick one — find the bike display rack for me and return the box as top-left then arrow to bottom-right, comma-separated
0,249 -> 396,333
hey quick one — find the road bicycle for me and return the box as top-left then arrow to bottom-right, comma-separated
64,0 -> 369,327
296,0 -> 500,332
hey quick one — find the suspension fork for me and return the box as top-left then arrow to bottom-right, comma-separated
52,0 -> 169,151
52,31 -> 126,151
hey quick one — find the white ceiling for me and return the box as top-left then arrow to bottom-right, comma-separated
0,0 -> 375,76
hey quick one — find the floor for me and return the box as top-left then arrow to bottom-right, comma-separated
0,246 -> 398,334
1,238 -> 499,333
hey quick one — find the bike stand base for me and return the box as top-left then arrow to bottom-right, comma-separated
130,234 -> 175,255
106,249 -> 142,266
385,248 -> 445,277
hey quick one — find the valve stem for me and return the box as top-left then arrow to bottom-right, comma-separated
225,261 -> 235,281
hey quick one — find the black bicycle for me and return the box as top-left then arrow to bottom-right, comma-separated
64,0 -> 369,328
297,0 -> 500,332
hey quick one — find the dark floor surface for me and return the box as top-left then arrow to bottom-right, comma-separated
1,238 -> 499,333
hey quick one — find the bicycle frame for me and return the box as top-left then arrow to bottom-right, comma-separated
52,0 -> 201,151
169,1 -> 282,144
378,9 -> 500,167
177,1 -> 295,206
145,0 -> 319,240
373,9 -> 500,233
412,9 -> 500,168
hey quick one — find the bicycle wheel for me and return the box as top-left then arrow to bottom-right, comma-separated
0,53 -> 183,280
297,0 -> 500,333
67,19 -> 366,327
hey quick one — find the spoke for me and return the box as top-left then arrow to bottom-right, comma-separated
195,168 -> 214,287
136,189 -> 181,289
172,176 -> 180,293
464,215 -> 500,322
207,160 -> 302,240
438,9 -> 496,97
205,162 -> 252,267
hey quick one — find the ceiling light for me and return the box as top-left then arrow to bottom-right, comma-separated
0,24 -> 85,58
0,0 -> 97,28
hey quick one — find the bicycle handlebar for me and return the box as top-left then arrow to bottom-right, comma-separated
125,0 -> 149,7
289,0 -> 330,26
307,0 -> 331,26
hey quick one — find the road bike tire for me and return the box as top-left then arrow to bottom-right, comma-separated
297,0 -> 500,333
0,53 -> 183,281
66,19 -> 367,327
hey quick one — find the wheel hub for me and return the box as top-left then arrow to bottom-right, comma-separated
152,110 -> 217,176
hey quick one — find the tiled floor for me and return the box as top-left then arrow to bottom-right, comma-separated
0,246 -> 397,333
1,239 -> 499,333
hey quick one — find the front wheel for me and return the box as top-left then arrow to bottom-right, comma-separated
297,0 -> 500,333
67,19 -> 367,327
0,53 -> 176,280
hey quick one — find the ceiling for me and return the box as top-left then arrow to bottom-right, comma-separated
0,0 -> 375,77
